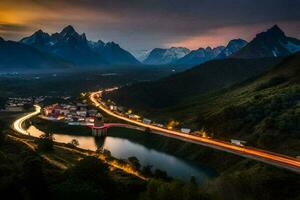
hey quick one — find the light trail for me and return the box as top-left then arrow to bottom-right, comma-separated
90,90 -> 300,173
13,105 -> 41,135
11,104 -> 147,179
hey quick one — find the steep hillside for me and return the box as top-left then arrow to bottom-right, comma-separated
154,53 -> 300,155
105,58 -> 280,110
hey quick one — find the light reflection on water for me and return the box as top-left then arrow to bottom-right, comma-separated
27,126 -> 215,181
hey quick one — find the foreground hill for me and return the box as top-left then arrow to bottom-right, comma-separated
0,37 -> 73,70
190,53 -> 300,153
105,57 -> 280,110
151,53 -> 300,156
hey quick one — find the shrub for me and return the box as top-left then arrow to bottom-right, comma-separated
255,76 -> 286,91
36,134 -> 54,152
128,156 -> 141,170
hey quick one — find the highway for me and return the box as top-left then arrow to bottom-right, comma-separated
90,90 -> 300,173
13,105 -> 41,135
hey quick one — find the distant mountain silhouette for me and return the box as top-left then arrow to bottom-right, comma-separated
217,39 -> 248,59
176,46 -> 225,65
105,57 -> 280,110
0,38 -> 73,70
232,25 -> 300,58
90,41 -> 140,65
143,47 -> 190,65
20,25 -> 140,66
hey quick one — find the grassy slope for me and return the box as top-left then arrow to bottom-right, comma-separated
29,105 -> 300,199
105,58 -> 280,111
22,97 -> 300,199
104,54 -> 300,199
151,53 -> 300,156
0,111 -> 145,199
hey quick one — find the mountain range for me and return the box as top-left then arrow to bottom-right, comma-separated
142,25 -> 300,66
143,47 -> 190,65
141,39 -> 247,66
20,25 -> 140,66
216,39 -> 248,59
176,46 -> 225,65
0,24 -> 299,70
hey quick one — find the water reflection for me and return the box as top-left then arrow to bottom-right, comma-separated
27,125 -> 215,181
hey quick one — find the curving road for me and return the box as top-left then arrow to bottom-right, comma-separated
13,105 -> 41,135
90,90 -> 300,173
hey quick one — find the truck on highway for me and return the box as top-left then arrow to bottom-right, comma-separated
143,118 -> 152,124
230,139 -> 247,146
181,128 -> 191,134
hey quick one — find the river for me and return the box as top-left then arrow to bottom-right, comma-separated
27,125 -> 216,182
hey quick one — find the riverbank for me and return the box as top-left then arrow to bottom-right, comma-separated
27,109 -> 300,199
27,116 -> 216,181
6,106 -> 300,199
30,116 -> 228,173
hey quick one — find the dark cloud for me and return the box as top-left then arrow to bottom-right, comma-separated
0,23 -> 31,32
0,23 -> 33,39
0,0 -> 300,51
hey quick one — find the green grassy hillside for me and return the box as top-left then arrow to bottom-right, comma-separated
105,58 -> 280,110
105,53 -> 300,156
152,53 -> 300,156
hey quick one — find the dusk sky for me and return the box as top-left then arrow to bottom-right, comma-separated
0,0 -> 299,52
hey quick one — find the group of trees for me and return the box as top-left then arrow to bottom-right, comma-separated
0,120 -> 6,146
127,156 -> 172,181
53,156 -> 115,200
141,179 -> 207,200
196,84 -> 300,154
36,133 -> 54,152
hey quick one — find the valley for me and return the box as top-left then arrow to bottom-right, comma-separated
0,6 -> 299,198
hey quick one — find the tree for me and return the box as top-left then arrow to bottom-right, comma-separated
22,156 -> 49,199
69,156 -> 110,186
36,133 -> 54,152
141,179 -> 206,200
141,165 -> 153,177
128,156 -> 141,170
0,120 -> 6,146
154,169 -> 171,181
68,139 -> 79,147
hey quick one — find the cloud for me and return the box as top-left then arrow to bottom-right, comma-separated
0,0 -> 299,50
0,23 -> 31,32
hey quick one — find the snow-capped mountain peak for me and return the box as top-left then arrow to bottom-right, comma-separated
143,47 -> 190,65
217,39 -> 248,58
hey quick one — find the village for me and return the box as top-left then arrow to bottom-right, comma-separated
4,96 -> 45,112
42,102 -> 98,126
